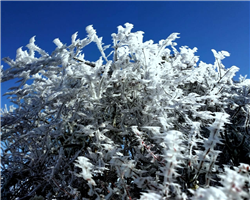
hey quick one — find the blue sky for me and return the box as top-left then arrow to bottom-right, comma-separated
1,1 -> 249,109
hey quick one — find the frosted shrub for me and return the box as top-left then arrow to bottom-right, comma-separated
1,23 -> 250,200
192,165 -> 250,200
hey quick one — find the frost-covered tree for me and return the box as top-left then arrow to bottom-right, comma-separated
1,23 -> 250,200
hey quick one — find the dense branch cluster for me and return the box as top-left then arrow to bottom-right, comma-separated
1,23 -> 250,200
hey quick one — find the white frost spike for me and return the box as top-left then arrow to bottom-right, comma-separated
71,32 -> 78,44
61,50 -> 69,68
29,36 -> 36,44
117,25 -> 125,34
85,25 -> 108,62
124,22 -> 134,35
136,31 -> 144,44
211,49 -> 230,60
131,126 -> 142,136
27,36 -> 36,57
167,33 -> 180,42
16,47 -> 24,59
74,156 -> 96,186
157,32 -> 180,57
26,36 -> 48,57
211,49 -> 219,58
16,47 -> 28,60
193,47 -> 198,52
53,38 -> 63,48
214,112 -> 231,125
225,66 -> 239,85
221,50 -> 230,57
86,25 -> 96,35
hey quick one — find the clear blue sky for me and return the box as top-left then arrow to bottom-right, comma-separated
1,1 -> 249,109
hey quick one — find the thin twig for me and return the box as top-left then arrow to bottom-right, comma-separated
73,57 -> 95,67
52,178 -> 77,198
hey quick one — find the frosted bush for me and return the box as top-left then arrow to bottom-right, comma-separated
1,23 -> 250,200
